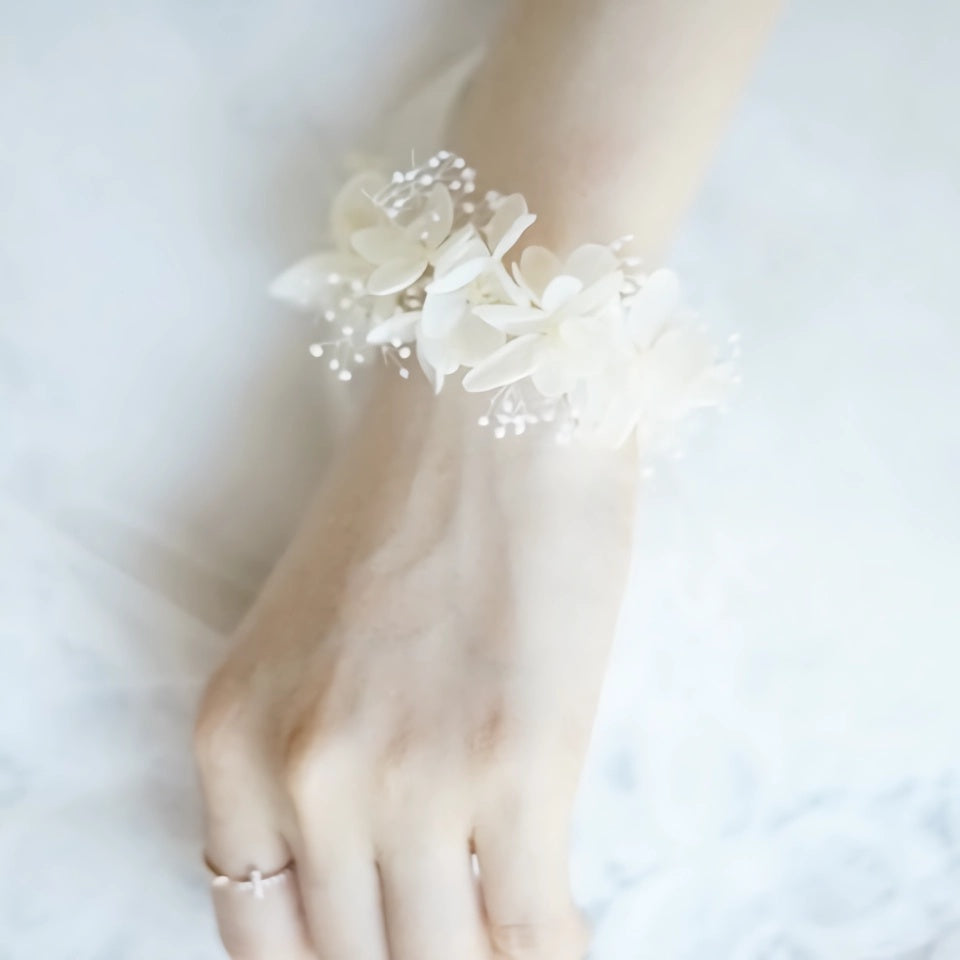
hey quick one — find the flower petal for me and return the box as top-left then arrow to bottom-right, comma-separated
557,317 -> 613,374
419,334 -> 462,377
484,194 -> 537,259
593,380 -> 642,448
416,337 -> 444,394
472,304 -> 552,334
428,183 -> 455,246
269,253 -> 364,308
516,246 -> 562,300
366,311 -> 419,345
420,290 -> 465,338
626,269 -> 680,345
331,171 -> 387,248
540,274 -> 583,313
645,325 -> 714,395
367,256 -> 428,295
461,333 -> 542,393
432,226 -> 485,274
492,212 -> 537,260
427,256 -> 488,294
495,267 -> 529,306
455,316 -> 507,367
351,225 -> 415,265
409,183 -> 454,249
564,243 -> 619,284
532,342 -> 581,397
565,269 -> 623,317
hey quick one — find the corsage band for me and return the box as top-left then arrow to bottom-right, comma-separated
271,151 -> 733,448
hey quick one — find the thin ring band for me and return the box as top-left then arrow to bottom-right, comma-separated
205,857 -> 295,900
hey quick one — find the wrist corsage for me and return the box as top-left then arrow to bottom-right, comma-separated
271,151 -> 733,448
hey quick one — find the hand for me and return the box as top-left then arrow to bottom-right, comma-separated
194,376 -> 637,960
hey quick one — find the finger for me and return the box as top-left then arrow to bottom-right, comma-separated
204,806 -> 316,960
474,804 -> 588,960
210,863 -> 315,960
195,706 -> 315,959
379,840 -> 492,960
295,842 -> 389,960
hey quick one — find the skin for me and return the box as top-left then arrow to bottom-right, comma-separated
194,2 -> 781,958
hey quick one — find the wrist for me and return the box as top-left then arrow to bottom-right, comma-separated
358,366 -> 639,500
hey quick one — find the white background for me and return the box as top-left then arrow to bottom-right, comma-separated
1,1 -> 959,957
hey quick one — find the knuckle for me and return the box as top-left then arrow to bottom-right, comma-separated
279,714 -> 335,802
467,705 -> 510,763
193,675 -> 251,776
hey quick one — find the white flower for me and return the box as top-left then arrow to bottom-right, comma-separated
349,184 -> 465,295
586,270 -> 728,447
624,268 -> 682,347
462,243 -> 624,395
269,171 -> 386,308
270,151 -> 728,451
365,193 -> 537,391
365,283 -> 507,394
426,193 -> 537,294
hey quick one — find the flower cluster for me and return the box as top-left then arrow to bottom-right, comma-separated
270,151 -> 730,447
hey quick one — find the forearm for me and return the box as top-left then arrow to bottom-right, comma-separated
329,0 -> 783,536
453,0 -> 782,256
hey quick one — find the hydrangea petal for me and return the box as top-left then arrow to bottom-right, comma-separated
627,269 -> 681,345
417,183 -> 454,248
557,318 -> 613,375
366,311 -> 419,345
416,337 -> 444,394
420,290 -> 465,338
540,274 -> 583,313
351,226 -> 414,265
456,317 -> 507,367
532,343 -> 581,397
564,243 -> 619,284
565,269 -> 623,317
472,304 -> 552,334
492,212 -> 537,260
484,194 -> 537,259
461,333 -> 541,393
269,253 -> 364,308
648,325 -> 714,386
331,171 -> 387,248
367,256 -> 428,295
516,246 -> 562,300
432,227 -> 485,276
427,256 -> 488,294
418,334 -> 462,377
